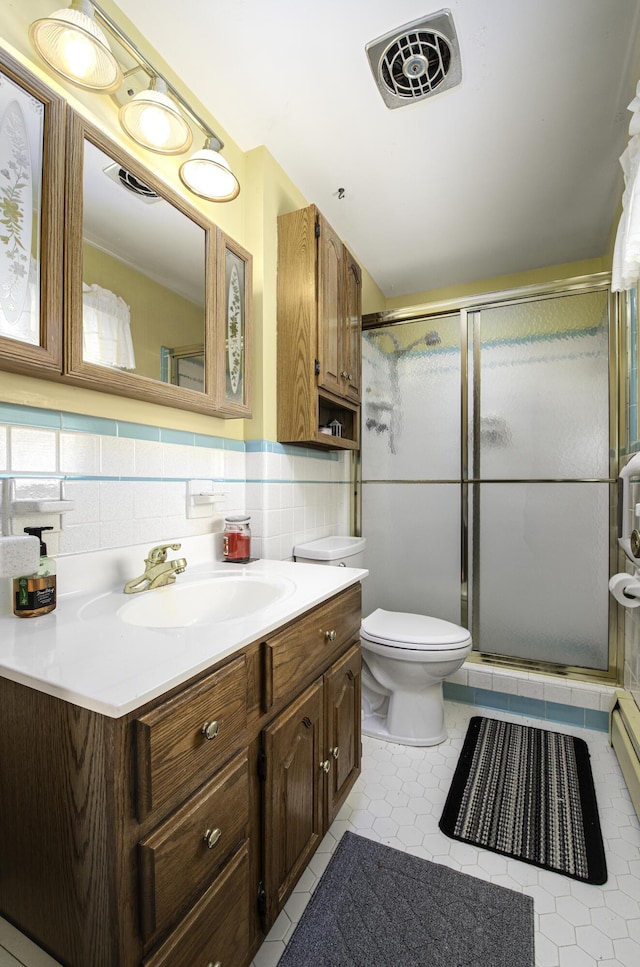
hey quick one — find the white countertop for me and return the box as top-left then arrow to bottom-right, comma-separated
0,558 -> 367,718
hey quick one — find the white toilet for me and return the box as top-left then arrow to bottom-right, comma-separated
360,609 -> 472,746
293,536 -> 472,747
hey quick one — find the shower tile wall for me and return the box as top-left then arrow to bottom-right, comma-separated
0,405 -> 351,574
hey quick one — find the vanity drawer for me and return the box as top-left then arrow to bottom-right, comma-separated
135,655 -> 247,820
262,584 -> 360,711
139,754 -> 249,942
142,842 -> 250,967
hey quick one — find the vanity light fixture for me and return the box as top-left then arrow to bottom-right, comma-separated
119,77 -> 193,155
29,0 -> 240,201
29,0 -> 122,93
179,136 -> 241,203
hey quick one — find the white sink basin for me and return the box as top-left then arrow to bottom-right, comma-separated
79,571 -> 295,628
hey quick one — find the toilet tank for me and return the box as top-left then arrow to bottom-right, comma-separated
294,536 -> 366,569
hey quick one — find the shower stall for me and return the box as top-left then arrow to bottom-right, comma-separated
360,277 -> 619,679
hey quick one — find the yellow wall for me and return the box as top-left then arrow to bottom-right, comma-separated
0,2 -> 619,443
83,244 -> 203,381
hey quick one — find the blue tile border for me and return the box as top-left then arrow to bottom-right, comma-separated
0,403 -> 61,428
0,402 -> 341,457
61,413 -> 118,436
443,682 -> 610,732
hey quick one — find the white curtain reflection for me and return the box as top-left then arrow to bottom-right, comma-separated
82,282 -> 135,370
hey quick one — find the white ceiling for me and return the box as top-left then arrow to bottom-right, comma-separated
115,0 -> 640,300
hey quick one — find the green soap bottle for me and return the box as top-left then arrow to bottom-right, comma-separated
13,526 -> 57,618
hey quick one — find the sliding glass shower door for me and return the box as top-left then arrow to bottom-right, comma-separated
361,285 -> 614,673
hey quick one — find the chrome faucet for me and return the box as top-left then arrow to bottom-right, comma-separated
123,543 -> 187,594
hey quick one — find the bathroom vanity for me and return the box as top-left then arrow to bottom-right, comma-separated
0,559 -> 364,967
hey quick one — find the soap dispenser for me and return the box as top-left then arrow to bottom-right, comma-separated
13,526 -> 56,618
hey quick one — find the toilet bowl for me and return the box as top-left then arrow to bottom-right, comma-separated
360,609 -> 472,746
293,537 -> 472,748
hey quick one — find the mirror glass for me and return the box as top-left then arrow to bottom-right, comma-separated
0,66 -> 44,346
82,140 -> 206,389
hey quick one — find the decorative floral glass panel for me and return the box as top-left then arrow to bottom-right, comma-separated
0,68 -> 44,345
225,246 -> 245,404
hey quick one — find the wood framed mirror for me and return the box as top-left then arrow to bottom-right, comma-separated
64,111 -> 228,415
0,48 -> 64,374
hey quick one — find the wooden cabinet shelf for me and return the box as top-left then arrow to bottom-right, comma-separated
277,204 -> 362,450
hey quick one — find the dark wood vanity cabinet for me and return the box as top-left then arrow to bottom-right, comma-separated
0,583 -> 362,967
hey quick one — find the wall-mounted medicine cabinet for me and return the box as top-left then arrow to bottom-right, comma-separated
0,48 -> 65,374
0,54 -> 252,419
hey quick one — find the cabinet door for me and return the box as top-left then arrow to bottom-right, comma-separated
317,212 -> 343,397
262,678 -> 324,927
342,247 -> 362,404
324,644 -> 361,825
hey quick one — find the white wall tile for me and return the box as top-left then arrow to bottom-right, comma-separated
163,443 -> 193,478
100,520 -> 136,549
543,682 -> 572,705
189,446 -> 214,479
63,481 -> 100,524
134,482 -> 165,521
134,440 -> 163,477
0,426 -> 7,471
58,523 -> 101,556
517,678 -> 544,700
100,437 -> 135,476
99,482 -> 134,522
9,427 -> 57,472
467,666 -> 494,689
59,432 -> 100,475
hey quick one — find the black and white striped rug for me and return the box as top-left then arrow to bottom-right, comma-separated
439,716 -> 607,884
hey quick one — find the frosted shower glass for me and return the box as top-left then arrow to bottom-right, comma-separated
361,482 -> 461,623
476,483 -> 610,669
362,316 -> 461,480
477,291 -> 610,479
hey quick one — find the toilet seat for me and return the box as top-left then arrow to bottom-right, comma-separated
361,608 -> 471,651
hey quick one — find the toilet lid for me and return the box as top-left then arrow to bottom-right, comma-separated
361,609 -> 471,649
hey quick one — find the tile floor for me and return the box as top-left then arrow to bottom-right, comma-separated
0,701 -> 638,967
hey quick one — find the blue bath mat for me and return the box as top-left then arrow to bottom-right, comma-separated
439,716 -> 607,884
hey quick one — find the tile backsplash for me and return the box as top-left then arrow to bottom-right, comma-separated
0,404 -> 352,577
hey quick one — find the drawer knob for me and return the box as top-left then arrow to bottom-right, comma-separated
331,746 -> 340,759
325,629 -> 337,642
206,962 -> 222,967
204,827 -> 222,849
320,759 -> 331,774
201,720 -> 220,740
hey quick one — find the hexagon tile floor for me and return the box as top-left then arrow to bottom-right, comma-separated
0,702 -> 638,967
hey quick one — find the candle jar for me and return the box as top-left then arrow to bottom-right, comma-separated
223,515 -> 251,563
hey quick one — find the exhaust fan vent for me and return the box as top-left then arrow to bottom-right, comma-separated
366,9 -> 461,109
103,162 -> 160,203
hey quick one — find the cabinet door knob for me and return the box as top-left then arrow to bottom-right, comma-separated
206,962 -> 222,967
320,759 -> 331,773
325,629 -> 337,641
204,827 -> 222,849
201,720 -> 219,740
331,746 -> 340,759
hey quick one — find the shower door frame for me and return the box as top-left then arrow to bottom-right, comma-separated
360,271 -> 624,685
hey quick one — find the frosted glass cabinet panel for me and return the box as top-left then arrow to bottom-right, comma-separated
476,291 -> 610,480
361,483 -> 461,623
476,483 -> 611,670
362,316 -> 461,481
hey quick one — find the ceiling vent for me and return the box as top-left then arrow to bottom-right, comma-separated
102,162 -> 160,203
366,9 -> 462,109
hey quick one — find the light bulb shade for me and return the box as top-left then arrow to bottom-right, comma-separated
29,0 -> 122,93
119,80 -> 193,154
179,144 -> 240,202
